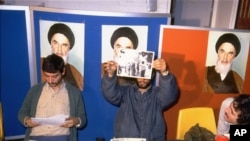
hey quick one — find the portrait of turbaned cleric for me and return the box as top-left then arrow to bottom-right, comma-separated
203,31 -> 250,94
40,20 -> 84,91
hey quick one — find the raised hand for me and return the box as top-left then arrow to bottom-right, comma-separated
103,61 -> 118,77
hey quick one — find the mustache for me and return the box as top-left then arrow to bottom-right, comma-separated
48,80 -> 61,86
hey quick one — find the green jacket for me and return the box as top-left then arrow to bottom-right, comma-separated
18,82 -> 86,141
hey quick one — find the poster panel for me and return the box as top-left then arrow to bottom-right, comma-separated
158,25 -> 250,95
0,5 -> 33,139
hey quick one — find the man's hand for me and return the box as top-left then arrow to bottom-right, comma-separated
61,117 -> 80,128
103,61 -> 118,77
25,117 -> 40,127
153,58 -> 169,75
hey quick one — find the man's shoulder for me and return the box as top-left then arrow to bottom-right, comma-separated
65,82 -> 81,92
67,63 -> 82,76
222,97 -> 234,106
230,69 -> 242,77
31,83 -> 45,88
29,83 -> 45,92
206,66 -> 215,70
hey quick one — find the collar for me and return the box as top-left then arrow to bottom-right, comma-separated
45,80 -> 66,91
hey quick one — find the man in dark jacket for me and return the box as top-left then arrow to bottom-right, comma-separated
101,58 -> 179,141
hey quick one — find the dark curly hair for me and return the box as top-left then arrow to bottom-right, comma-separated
233,94 -> 250,124
42,54 -> 65,74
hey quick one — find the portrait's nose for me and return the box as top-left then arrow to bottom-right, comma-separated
56,45 -> 63,54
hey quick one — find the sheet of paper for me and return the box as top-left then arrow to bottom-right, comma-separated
31,114 -> 69,126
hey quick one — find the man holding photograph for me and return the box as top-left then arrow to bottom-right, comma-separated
101,58 -> 179,141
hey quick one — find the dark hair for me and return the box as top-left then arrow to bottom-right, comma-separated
42,54 -> 65,73
233,94 -> 250,124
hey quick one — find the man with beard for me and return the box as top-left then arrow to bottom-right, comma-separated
101,58 -> 179,141
18,54 -> 86,141
217,94 -> 250,136
203,33 -> 243,94
41,23 -> 83,91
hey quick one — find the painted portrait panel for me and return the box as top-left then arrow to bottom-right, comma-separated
158,25 -> 250,139
158,25 -> 250,95
204,31 -> 250,94
40,20 -> 85,91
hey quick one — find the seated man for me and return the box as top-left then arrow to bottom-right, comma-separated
217,94 -> 250,135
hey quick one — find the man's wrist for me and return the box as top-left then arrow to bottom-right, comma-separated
75,117 -> 81,127
24,116 -> 29,127
161,70 -> 169,76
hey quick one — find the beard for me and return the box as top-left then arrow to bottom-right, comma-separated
215,59 -> 232,75
48,77 -> 63,88
136,79 -> 151,89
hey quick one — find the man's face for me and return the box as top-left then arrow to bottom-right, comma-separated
215,42 -> 236,74
136,78 -> 151,89
113,37 -> 134,57
50,33 -> 70,63
43,71 -> 64,88
217,42 -> 236,65
224,102 -> 240,124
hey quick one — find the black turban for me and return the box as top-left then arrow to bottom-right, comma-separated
110,27 -> 138,49
48,23 -> 75,49
215,33 -> 241,57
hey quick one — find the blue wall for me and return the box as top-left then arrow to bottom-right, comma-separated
0,8 -> 31,137
0,6 -> 169,140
